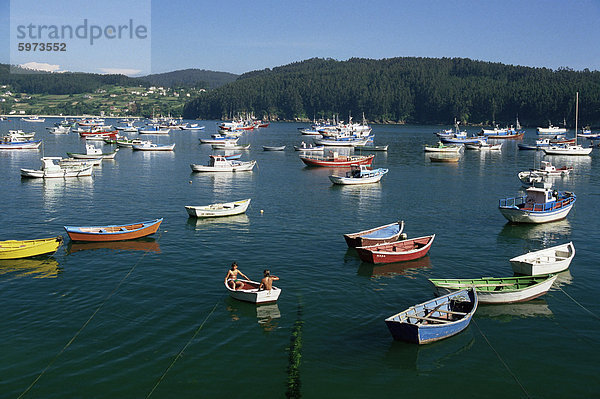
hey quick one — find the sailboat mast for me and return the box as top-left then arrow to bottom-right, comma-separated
575,91 -> 579,144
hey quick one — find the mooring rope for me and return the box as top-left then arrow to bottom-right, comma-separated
18,231 -> 163,398
146,301 -> 219,398
558,287 -> 600,321
472,319 -> 531,399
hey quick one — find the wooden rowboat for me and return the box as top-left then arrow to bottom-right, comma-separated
509,242 -> 575,275
225,279 -> 281,304
385,289 -> 477,344
185,199 -> 251,218
344,221 -> 405,248
429,274 -> 558,304
0,236 -> 63,259
356,234 -> 435,264
263,145 -> 286,151
64,218 -> 163,242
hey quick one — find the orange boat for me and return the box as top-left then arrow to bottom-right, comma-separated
64,218 -> 163,242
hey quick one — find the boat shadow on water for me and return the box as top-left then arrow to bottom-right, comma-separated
225,297 -> 281,332
384,329 -> 475,372
356,255 -> 432,279
0,257 -> 61,279
66,238 -> 161,255
497,219 -> 572,244
474,299 -> 554,322
185,213 -> 250,230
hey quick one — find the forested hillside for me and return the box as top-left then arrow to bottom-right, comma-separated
139,69 -> 238,89
0,64 -> 141,95
182,57 -> 600,126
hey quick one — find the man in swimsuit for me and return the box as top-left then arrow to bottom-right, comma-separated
225,262 -> 249,290
259,269 -> 279,291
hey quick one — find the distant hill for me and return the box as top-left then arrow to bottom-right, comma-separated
138,69 -> 238,89
0,64 -> 141,95
182,57 -> 600,126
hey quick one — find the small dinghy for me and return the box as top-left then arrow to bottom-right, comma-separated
385,289 -> 477,344
356,234 -> 435,264
329,164 -> 388,185
429,274 -> 558,304
67,144 -> 118,160
64,218 -> 163,242
344,221 -> 405,248
509,242 -> 575,275
185,199 -> 251,218
263,145 -> 286,151
0,236 -> 63,259
294,142 -> 324,151
225,279 -> 281,304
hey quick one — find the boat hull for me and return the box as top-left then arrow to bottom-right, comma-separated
499,203 -> 574,224
356,234 -> 435,264
385,289 -> 477,344
510,242 -> 575,275
329,172 -> 385,185
20,165 -> 93,178
344,221 -> 404,248
431,275 -> 558,304
0,236 -> 63,259
190,161 -> 256,172
185,199 -> 251,218
225,279 -> 281,304
64,218 -> 162,242
299,155 -> 374,167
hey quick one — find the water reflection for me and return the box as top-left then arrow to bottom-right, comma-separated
498,219 -> 571,246
186,214 -> 250,230
66,238 -> 161,254
190,172 -> 255,197
357,255 -> 432,279
225,298 -> 281,332
475,299 -> 553,320
553,269 -> 573,288
0,257 -> 61,279
384,330 -> 475,372
21,176 -> 94,211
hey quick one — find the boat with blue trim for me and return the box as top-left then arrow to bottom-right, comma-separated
498,186 -> 576,223
64,218 -> 163,242
384,289 -> 477,344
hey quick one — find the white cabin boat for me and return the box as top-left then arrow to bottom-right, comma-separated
190,155 -> 256,172
424,142 -> 463,153
132,142 -> 175,151
329,164 -> 388,185
498,186 -> 576,224
21,157 -> 93,178
537,123 -> 568,135
185,198 -> 251,218
510,242 -> 575,275
67,144 -> 118,160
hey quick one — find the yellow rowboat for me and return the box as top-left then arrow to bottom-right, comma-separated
0,237 -> 63,259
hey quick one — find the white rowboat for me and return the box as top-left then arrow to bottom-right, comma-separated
509,242 -> 575,275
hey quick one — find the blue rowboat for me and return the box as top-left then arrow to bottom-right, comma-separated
385,289 -> 477,344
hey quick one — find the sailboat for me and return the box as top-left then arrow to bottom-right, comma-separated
543,92 -> 593,156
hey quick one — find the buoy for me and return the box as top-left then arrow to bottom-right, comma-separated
189,180 -> 192,184
260,209 -> 264,214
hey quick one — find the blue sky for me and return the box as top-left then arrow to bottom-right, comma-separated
0,0 -> 598,75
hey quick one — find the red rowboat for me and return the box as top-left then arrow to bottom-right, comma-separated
300,153 -> 374,167
79,130 -> 118,137
64,218 -> 163,242
356,234 -> 435,264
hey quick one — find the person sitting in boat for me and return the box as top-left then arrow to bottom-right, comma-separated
225,262 -> 249,290
259,269 -> 279,291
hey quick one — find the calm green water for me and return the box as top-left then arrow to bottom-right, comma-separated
0,120 -> 598,398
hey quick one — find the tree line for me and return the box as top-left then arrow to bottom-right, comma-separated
182,57 -> 600,126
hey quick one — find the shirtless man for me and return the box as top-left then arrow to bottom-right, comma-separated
225,262 -> 249,290
259,269 -> 279,291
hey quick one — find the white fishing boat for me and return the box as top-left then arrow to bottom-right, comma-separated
48,126 -> 70,134
294,142 -> 324,151
139,125 -> 171,134
509,242 -> 575,275
313,136 -> 370,147
116,138 -> 152,148
21,116 -> 45,123
424,142 -> 463,153
8,130 -> 36,140
225,278 -> 281,304
329,164 -> 388,185
543,93 -> 592,156
465,142 -> 502,150
60,157 -> 102,167
132,142 -> 175,151
199,135 -> 239,145
190,155 -> 256,172
517,172 -> 551,188
537,123 -> 568,135
67,144 -> 118,160
498,186 -> 576,224
20,157 -> 93,178
185,198 -> 251,218
531,160 -> 573,176
211,142 -> 250,150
